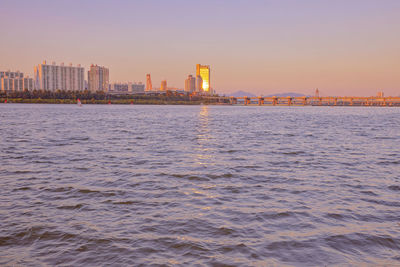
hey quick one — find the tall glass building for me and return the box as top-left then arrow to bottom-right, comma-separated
196,64 -> 210,93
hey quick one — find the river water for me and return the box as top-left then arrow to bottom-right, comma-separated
0,104 -> 399,266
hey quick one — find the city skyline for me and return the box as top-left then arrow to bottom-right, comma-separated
1,0 -> 399,96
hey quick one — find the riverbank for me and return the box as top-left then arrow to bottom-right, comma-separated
0,98 -> 215,105
0,90 -> 229,105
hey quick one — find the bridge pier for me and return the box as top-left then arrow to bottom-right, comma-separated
244,96 -> 250,106
301,97 -> 307,106
287,96 -> 292,106
272,96 -> 278,106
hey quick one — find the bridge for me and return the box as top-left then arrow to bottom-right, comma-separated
207,96 -> 400,106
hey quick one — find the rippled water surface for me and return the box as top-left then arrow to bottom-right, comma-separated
1,104 -> 400,266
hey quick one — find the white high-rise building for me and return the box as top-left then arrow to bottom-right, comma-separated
0,70 -> 34,92
0,71 -> 23,79
196,75 -> 203,92
185,75 -> 196,92
34,61 -> 85,91
88,64 -> 109,92
23,77 -> 35,91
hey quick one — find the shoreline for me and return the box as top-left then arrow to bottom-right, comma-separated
1,99 -> 399,107
0,98 -> 225,105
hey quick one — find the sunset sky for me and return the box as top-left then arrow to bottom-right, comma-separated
1,0 -> 399,96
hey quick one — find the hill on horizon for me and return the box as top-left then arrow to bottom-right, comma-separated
264,92 -> 307,97
225,91 -> 257,97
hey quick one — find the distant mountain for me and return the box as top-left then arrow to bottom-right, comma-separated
264,92 -> 307,97
226,91 -> 257,97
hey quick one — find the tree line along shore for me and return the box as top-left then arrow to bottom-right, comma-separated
0,89 -> 227,105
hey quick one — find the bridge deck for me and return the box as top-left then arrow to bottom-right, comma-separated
207,96 -> 400,106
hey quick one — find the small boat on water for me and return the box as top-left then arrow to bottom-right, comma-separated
77,98 -> 82,107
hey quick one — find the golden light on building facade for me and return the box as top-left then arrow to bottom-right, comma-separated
196,64 -> 210,92
160,80 -> 167,91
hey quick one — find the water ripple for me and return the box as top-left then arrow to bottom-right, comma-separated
0,104 -> 400,266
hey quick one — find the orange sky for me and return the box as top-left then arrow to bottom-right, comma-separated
0,0 -> 399,96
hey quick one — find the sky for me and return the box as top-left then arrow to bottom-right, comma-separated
0,0 -> 399,96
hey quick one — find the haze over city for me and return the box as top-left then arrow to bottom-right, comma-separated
1,0 -> 399,96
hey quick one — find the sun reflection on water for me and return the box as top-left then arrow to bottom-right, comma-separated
194,106 -> 215,166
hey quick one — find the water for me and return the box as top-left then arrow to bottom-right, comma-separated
1,104 -> 399,266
